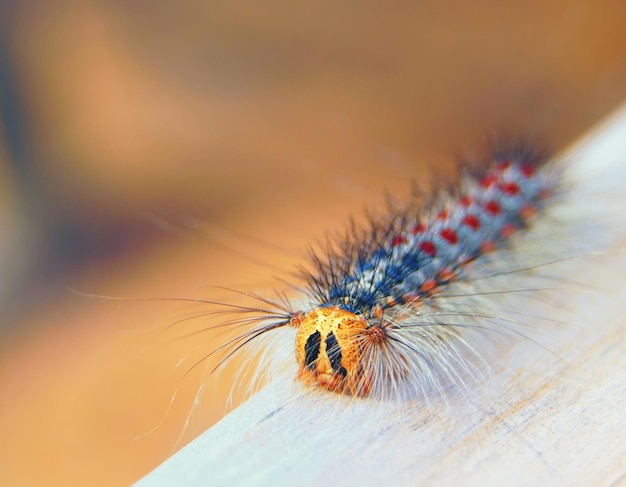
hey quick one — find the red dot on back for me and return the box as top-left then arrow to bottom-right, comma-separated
392,235 -> 408,246
410,222 -> 425,234
495,160 -> 511,170
462,214 -> 481,230
520,165 -> 535,177
440,228 -> 458,244
420,241 -> 437,256
479,173 -> 498,188
498,182 -> 520,195
500,223 -> 517,238
484,201 -> 501,215
459,195 -> 472,207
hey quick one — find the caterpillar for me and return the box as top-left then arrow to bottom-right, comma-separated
213,145 -> 562,399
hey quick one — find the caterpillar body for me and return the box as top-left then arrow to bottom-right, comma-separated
218,147 -> 560,399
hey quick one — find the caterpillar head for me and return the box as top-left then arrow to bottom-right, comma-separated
292,306 -> 383,396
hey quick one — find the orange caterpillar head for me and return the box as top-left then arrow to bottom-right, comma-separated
292,306 -> 386,396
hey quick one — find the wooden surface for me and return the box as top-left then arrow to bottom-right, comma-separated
135,106 -> 626,486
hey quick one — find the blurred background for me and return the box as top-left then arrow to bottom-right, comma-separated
1,1 -> 626,485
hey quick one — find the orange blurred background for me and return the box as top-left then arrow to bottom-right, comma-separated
2,1 -> 626,485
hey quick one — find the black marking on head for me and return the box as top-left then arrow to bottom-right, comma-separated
325,332 -> 348,377
304,330 -> 322,370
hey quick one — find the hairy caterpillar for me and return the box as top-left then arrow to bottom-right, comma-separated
136,105 -> 626,487
212,145 -> 564,399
